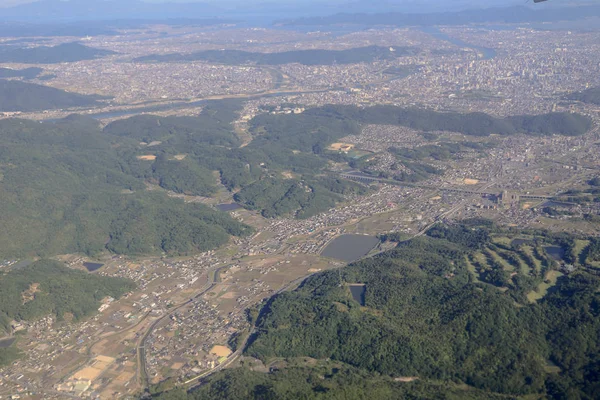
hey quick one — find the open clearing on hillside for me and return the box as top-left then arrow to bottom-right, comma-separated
527,270 -> 564,303
137,155 -> 157,161
328,142 -> 355,152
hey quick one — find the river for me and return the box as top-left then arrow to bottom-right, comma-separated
421,26 -> 497,60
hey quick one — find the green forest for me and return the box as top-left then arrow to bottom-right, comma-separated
250,105 -> 591,142
0,259 -> 135,365
165,223 -> 598,400
234,176 -> 370,219
566,87 -> 600,105
0,79 -> 103,112
154,364 -> 509,400
135,46 -> 417,66
0,260 -> 135,336
0,111 -> 252,258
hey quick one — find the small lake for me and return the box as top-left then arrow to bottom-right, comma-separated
511,238 -> 533,247
0,337 -> 16,348
83,262 -> 104,272
349,284 -> 366,306
321,234 -> 379,262
216,203 -> 243,212
545,246 -> 565,261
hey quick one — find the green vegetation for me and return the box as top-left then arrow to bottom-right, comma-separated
0,343 -> 20,367
0,99 -> 592,258
0,113 -> 251,258
0,260 -> 135,334
135,46 -> 417,66
390,141 -> 496,161
154,364 -> 509,400
566,86 -> 600,105
0,42 -> 115,64
234,176 -> 369,219
249,104 -> 589,184
239,224 -> 600,398
0,80 -> 103,112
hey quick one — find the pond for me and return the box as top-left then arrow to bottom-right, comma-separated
216,203 -> 242,212
511,238 -> 532,247
321,234 -> 379,262
349,284 -> 366,306
0,337 -> 16,348
83,262 -> 104,272
544,246 -> 565,261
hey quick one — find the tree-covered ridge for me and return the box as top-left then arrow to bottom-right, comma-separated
153,364 -> 509,400
234,176 -> 370,219
250,106 -> 591,148
0,260 -> 135,335
244,226 -> 600,398
0,113 -> 252,258
0,42 -> 115,64
566,87 -> 600,105
135,46 -> 417,66
0,79 -> 104,112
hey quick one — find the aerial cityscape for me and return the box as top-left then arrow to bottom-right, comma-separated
0,0 -> 600,399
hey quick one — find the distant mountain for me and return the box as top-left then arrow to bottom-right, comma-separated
0,0 -> 224,21
0,42 -> 115,64
0,19 -> 233,38
279,5 -> 600,27
0,80 -> 103,112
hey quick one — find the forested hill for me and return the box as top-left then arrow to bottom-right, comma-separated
566,87 -> 600,106
0,80 -> 103,112
0,112 -> 252,259
0,42 -> 115,64
250,105 -> 592,144
0,259 -> 135,365
135,46 -> 417,66
218,224 -> 598,400
0,260 -> 135,336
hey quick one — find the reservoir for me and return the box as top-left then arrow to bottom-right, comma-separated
216,203 -> 243,212
511,238 -> 533,247
349,284 -> 366,306
0,337 -> 16,348
321,234 -> 379,262
422,27 -> 496,60
83,262 -> 104,272
545,246 -> 565,261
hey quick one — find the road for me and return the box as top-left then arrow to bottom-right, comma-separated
137,265 -> 230,391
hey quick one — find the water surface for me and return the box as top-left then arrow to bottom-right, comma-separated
321,234 -> 379,262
